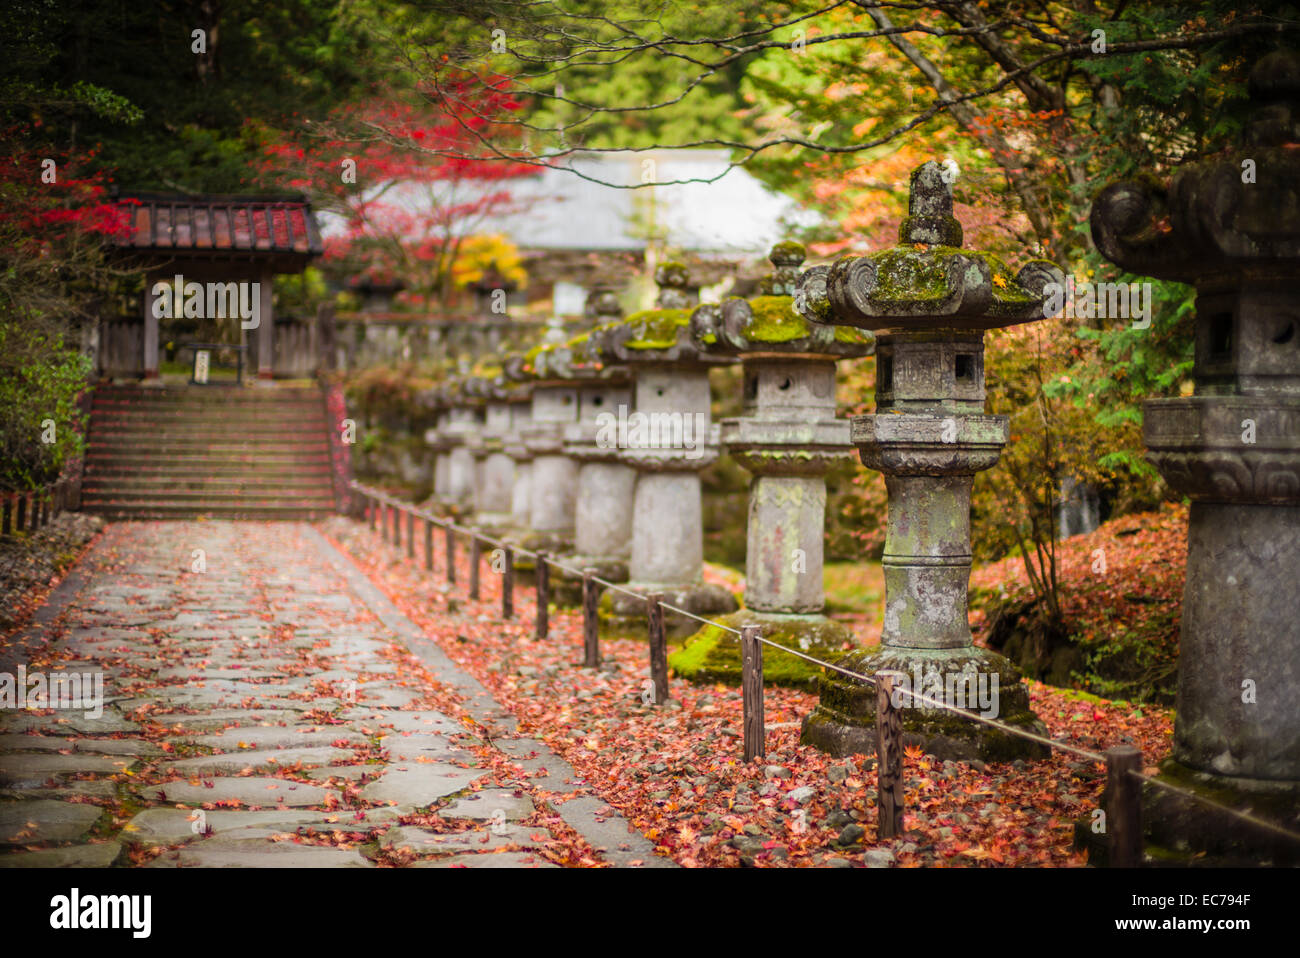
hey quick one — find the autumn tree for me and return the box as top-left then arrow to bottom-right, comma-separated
385,0 -> 1294,626
258,88 -> 536,310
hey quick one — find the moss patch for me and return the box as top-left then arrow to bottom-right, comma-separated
622,308 -> 692,349
669,609 -> 853,689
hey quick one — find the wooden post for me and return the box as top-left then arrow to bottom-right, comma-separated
367,496 -> 375,531
502,545 -> 514,619
876,670 -> 906,839
37,492 -> 47,528
406,509 -> 415,559
380,502 -> 389,543
534,551 -> 549,639
1105,745 -> 1143,867
2,497 -> 10,537
424,517 -> 434,572
741,625 -> 765,762
582,568 -> 599,668
469,530 -> 481,600
16,495 -> 27,533
392,503 -> 401,549
444,523 -> 456,584
647,592 -> 669,707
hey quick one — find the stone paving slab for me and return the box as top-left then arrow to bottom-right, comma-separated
163,746 -> 346,777
0,799 -> 104,845
190,727 -> 371,750
441,789 -> 535,821
139,777 -> 339,807
380,824 -> 546,854
413,851 -> 557,869
146,839 -> 374,868
0,842 -> 122,868
360,765 -> 484,806
0,752 -> 134,787
121,806 -> 412,845
2,520 -> 672,868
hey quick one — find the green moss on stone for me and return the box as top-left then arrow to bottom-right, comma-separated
741,295 -> 807,343
622,308 -> 692,349
669,610 -> 853,689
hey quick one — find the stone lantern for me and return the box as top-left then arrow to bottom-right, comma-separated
550,287 -> 636,585
441,378 -> 483,511
597,262 -> 739,638
1090,50 -> 1300,863
502,377 -> 535,536
463,371 -> 517,533
796,161 -> 1059,761
669,242 -> 875,686
502,347 -> 581,556
421,389 -> 452,507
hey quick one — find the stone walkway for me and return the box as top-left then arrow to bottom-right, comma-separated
0,521 -> 667,868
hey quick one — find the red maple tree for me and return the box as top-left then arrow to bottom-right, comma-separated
257,78 -> 536,310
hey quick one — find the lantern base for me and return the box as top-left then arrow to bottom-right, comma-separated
550,554 -> 629,607
800,645 -> 1049,762
1074,758 -> 1300,866
597,580 -> 738,641
670,608 -> 854,689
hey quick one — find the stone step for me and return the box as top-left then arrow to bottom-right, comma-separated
85,462 -> 333,477
83,455 -> 334,471
85,439 -> 333,453
82,505 -> 337,520
82,476 -> 333,493
93,388 -> 322,401
82,487 -> 335,503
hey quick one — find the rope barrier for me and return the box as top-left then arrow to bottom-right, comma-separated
346,480 -> 1300,848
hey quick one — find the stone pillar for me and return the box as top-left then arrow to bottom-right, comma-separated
504,394 -> 534,534
142,268 -> 160,381
442,390 -> 480,509
596,263 -> 738,638
1090,50 -> 1300,864
796,162 -> 1059,762
523,379 -> 580,552
257,264 -> 275,381
428,408 -> 452,505
558,287 -> 636,583
670,243 -> 874,687
466,378 -> 516,532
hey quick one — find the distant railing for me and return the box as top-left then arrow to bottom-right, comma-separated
1,476 -> 75,537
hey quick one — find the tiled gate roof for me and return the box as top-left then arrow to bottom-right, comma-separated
110,192 -> 323,268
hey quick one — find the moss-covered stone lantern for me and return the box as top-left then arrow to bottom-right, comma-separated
542,287 -> 637,586
502,344 -> 581,555
797,161 -> 1061,761
669,242 -> 875,687
596,262 -> 739,638
421,388 -> 452,507
1089,50 -> 1300,864
501,374 -> 535,537
438,377 -> 483,510
463,369 -> 516,533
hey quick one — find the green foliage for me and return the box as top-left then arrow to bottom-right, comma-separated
3,0 -> 383,192
0,322 -> 91,490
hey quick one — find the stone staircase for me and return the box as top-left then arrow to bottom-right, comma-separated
82,385 -> 339,519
